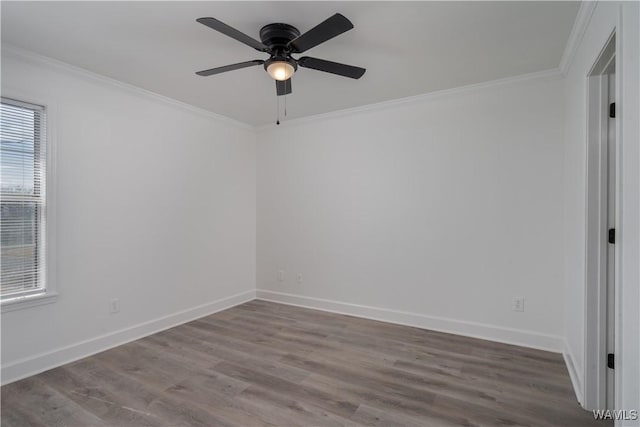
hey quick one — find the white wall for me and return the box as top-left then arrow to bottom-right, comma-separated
0,49 -> 257,383
256,73 -> 566,351
562,2 -> 640,419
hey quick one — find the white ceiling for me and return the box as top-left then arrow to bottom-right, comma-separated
1,1 -> 579,126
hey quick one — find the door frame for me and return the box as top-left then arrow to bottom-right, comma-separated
584,30 -> 618,411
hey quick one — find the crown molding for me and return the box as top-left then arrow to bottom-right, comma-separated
1,44 -> 254,132
2,43 -> 565,133
256,67 -> 563,131
559,1 -> 598,75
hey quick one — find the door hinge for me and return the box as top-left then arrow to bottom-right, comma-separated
607,353 -> 615,369
610,102 -> 616,118
608,228 -> 615,244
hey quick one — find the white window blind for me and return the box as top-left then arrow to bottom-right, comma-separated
0,98 -> 47,299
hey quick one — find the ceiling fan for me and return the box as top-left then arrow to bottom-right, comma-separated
195,13 -> 366,97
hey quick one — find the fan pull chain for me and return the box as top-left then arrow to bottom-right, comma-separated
284,93 -> 287,117
276,93 -> 280,125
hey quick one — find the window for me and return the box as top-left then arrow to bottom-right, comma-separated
1,97 -> 49,304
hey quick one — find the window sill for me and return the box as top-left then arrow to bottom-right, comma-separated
1,292 -> 58,313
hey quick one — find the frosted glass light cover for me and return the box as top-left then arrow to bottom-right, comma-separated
267,61 -> 295,81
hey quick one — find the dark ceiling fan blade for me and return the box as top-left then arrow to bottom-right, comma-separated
276,79 -> 292,96
288,13 -> 353,53
298,57 -> 365,79
197,17 -> 269,52
196,60 -> 264,76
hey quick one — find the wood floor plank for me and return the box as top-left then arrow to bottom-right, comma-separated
212,360 -> 360,419
237,385 -> 360,427
1,377 -> 109,427
161,375 -> 279,427
1,300 -> 608,427
38,366 -> 164,427
351,403 -> 454,427
156,326 -> 313,383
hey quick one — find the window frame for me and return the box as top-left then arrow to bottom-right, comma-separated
1,92 -> 57,312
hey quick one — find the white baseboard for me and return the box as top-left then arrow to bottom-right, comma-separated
563,343 -> 585,406
1,289 -> 256,385
256,289 -> 564,353
2,288 -> 569,387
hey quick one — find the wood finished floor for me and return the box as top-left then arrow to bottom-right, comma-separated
1,300 -> 608,427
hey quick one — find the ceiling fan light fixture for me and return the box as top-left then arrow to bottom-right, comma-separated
267,60 -> 296,81
195,14 -> 366,97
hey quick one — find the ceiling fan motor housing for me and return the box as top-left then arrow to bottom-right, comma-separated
259,23 -> 301,51
260,23 -> 300,74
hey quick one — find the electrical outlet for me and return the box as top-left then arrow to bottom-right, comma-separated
512,297 -> 524,312
278,270 -> 284,282
109,298 -> 120,314
297,274 -> 303,284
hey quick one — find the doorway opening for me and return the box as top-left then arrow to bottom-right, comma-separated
584,32 -> 617,411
